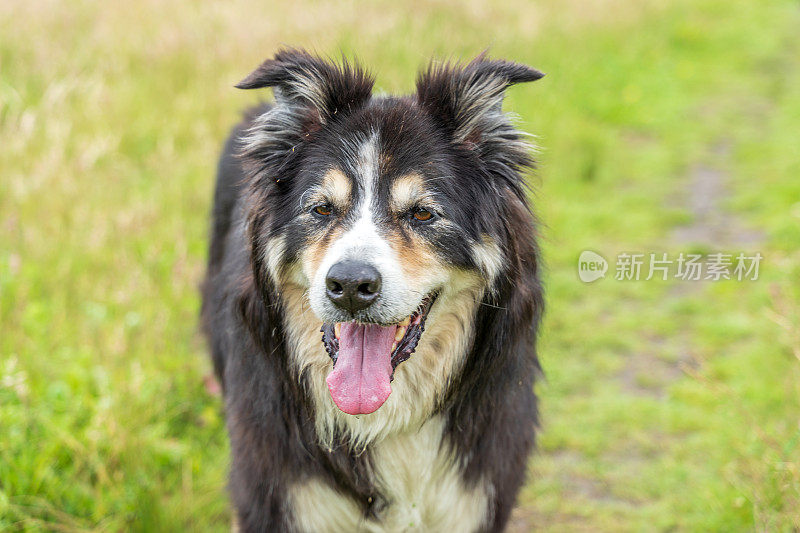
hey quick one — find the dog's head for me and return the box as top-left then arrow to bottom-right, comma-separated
238,49 -> 542,421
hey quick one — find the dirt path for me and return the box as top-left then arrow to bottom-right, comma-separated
508,143 -> 767,532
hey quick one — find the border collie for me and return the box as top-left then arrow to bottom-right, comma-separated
201,48 -> 544,532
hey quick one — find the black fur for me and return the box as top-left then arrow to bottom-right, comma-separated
201,48 -> 544,532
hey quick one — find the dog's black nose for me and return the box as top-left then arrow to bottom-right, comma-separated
326,261 -> 381,313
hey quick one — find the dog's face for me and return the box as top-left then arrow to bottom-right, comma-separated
281,119 -> 496,416
239,49 -> 542,421
295,129 -> 458,328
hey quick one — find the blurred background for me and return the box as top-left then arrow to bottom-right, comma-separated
1,0 -> 799,530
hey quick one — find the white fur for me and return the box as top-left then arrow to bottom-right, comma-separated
472,235 -> 503,285
240,103 -> 304,159
289,416 -> 491,533
452,74 -> 507,144
264,235 -> 287,282
306,134 -> 434,325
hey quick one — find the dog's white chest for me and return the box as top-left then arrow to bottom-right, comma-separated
289,417 -> 490,533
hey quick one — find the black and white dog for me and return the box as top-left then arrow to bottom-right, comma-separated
201,48 -> 545,532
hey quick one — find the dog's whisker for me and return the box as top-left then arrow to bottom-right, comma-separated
478,301 -> 508,310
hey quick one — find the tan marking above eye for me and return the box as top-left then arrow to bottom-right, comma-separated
312,168 -> 352,211
390,173 -> 436,214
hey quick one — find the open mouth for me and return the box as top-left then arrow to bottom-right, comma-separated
319,294 -> 437,415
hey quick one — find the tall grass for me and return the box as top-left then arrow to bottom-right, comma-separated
2,0 -> 799,530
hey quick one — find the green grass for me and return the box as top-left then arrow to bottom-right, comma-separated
1,0 -> 799,530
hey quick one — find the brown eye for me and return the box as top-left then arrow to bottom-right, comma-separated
412,208 -> 434,222
312,204 -> 332,217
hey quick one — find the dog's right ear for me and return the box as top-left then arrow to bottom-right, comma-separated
236,48 -> 374,126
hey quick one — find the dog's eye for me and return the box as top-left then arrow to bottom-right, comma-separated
411,208 -> 434,223
312,204 -> 333,217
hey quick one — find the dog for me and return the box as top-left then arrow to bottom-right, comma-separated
201,48 -> 544,532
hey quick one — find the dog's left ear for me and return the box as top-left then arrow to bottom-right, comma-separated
416,53 -> 543,172
237,48 -> 374,125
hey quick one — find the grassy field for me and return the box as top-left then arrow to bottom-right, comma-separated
2,0 -> 799,530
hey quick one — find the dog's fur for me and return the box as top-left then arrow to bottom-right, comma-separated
201,49 -> 544,532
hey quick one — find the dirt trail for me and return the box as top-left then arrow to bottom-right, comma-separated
670,143 -> 764,247
616,142 -> 765,398
509,144 -> 767,532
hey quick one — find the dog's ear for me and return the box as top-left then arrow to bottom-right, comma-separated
415,52 -> 543,145
416,53 -> 543,181
237,48 -> 374,125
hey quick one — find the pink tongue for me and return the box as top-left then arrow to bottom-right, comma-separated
326,322 -> 397,415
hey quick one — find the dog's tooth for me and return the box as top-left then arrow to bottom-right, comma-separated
394,326 -> 406,341
334,323 -> 341,339
398,316 -> 411,327
391,341 -> 398,352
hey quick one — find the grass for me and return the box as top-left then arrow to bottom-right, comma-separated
1,0 -> 799,530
